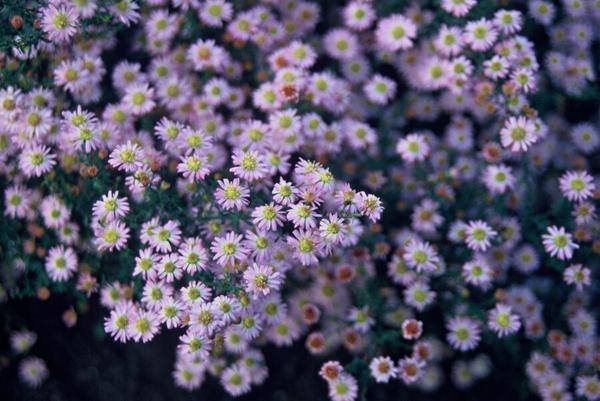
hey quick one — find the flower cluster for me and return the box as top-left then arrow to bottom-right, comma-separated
1,0 -> 599,400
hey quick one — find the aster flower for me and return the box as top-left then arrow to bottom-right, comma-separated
563,264 -> 591,291
93,190 -> 130,222
369,356 -> 397,383
243,264 -> 283,299
129,309 -> 161,343
375,14 -> 416,51
95,220 -> 130,252
488,303 -> 521,337
104,302 -> 135,343
45,245 -> 78,282
464,19 -> 498,51
397,133 -> 430,163
542,226 -> 579,260
19,145 -> 56,177
19,357 -> 48,388
221,365 -> 252,397
286,229 -> 322,266
211,232 -> 249,267
215,178 -> 250,210
109,141 -> 145,172
150,220 -> 182,253
441,0 -> 477,17
40,4 -> 79,43
447,316 -> 481,351
465,220 -> 497,252
397,357 -> 424,384
559,170 -> 595,202
403,240 -> 440,273
252,203 -> 285,231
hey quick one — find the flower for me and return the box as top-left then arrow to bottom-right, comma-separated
447,316 -> 481,351
396,133 -> 430,163
559,170 -> 595,202
19,145 -> 56,177
19,357 -> 48,388
542,226 -> 579,260
243,264 -> 283,299
499,116 -> 537,152
92,190 -> 130,222
465,220 -> 497,252
369,356 -> 397,383
45,245 -> 78,282
487,303 -> 521,337
375,14 -> 416,51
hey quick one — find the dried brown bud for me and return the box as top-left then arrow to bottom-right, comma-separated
10,16 -> 24,30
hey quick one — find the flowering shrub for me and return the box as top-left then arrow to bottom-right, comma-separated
0,0 -> 599,400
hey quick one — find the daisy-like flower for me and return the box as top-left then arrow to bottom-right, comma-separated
180,281 -> 212,306
404,282 -> 436,312
462,257 -> 492,288
343,1 -> 376,31
157,253 -> 183,283
104,302 -> 135,343
221,365 -> 252,397
375,14 -> 417,51
483,164 -> 515,194
272,179 -> 298,206
488,303 -> 521,337
19,357 -> 48,388
177,153 -> 211,181
364,74 -> 397,105
19,145 -> 56,177
252,203 -> 285,232
319,214 -> 346,245
494,10 -> 522,34
397,357 -> 424,384
287,229 -> 322,266
10,330 -> 37,354
177,238 -> 208,274
109,141 -> 144,172
403,240 -> 440,273
159,299 -> 183,329
123,83 -> 155,115
96,220 -> 130,252
575,375 -> 600,401
447,316 -> 481,351
500,117 -> 537,152
323,28 -> 360,60
435,25 -> 464,57
92,190 -> 129,222
211,232 -> 248,267
199,0 -> 233,27
40,4 -> 79,43
150,220 -> 181,254
573,201 -> 596,226
542,226 -> 579,260
287,203 -> 321,230
464,19 -> 497,51
441,0 -> 476,17
559,171 -> 595,202
4,186 -> 32,219
215,178 -> 250,210
109,0 -> 140,26
133,249 -> 158,279
45,245 -> 78,282
129,309 -> 160,343
396,133 -> 430,163
328,373 -> 358,401
369,356 -> 397,383
563,264 -> 591,291
464,220 -> 497,252
243,264 -> 283,299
